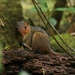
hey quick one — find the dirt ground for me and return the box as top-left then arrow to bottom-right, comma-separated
1,49 -> 75,75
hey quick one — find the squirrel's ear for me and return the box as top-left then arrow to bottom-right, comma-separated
24,21 -> 28,26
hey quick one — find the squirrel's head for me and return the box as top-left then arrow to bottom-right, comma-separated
17,20 -> 31,36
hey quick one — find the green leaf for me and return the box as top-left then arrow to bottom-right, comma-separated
44,2 -> 48,8
31,7 -> 36,12
54,7 -> 75,13
68,7 -> 75,12
0,54 -> 3,73
36,0 -> 48,8
54,8 -> 68,11
48,18 -> 57,26
0,41 -> 5,51
0,41 -> 4,73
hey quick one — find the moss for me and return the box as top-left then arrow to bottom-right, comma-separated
50,33 -> 75,54
0,1 -> 24,49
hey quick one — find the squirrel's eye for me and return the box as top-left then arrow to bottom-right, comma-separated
24,26 -> 26,29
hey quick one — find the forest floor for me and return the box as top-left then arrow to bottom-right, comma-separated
1,49 -> 75,75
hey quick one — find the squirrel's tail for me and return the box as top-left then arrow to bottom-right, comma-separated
49,49 -> 60,56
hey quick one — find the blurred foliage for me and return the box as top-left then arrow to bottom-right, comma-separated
0,52 -> 3,73
21,0 -> 56,26
48,18 -> 57,26
0,41 -> 5,51
54,7 -> 75,13
51,34 -> 75,54
18,70 -> 30,75
36,0 -> 57,26
0,41 -> 5,73
21,0 -> 75,32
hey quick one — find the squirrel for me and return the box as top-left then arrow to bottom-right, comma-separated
16,20 -> 59,56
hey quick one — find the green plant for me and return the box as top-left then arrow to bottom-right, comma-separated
31,0 -> 57,26
51,34 -> 75,54
0,41 -> 5,73
54,7 -> 75,13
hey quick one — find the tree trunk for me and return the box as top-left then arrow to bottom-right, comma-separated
51,0 -> 67,30
67,14 -> 75,33
0,0 -> 24,48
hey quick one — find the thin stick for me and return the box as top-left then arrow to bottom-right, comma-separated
42,68 -> 45,75
22,43 -> 32,51
32,0 -> 75,59
34,0 -> 75,52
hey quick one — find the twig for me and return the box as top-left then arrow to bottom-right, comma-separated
42,68 -> 45,75
33,0 -> 75,52
22,43 -> 32,51
32,0 -> 75,59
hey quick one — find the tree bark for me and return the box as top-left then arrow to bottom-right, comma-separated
67,14 -> 75,33
0,0 -> 24,48
1,49 -> 75,75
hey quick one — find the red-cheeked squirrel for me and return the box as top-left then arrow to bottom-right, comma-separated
16,20 -> 59,56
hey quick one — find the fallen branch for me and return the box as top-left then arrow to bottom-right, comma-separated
1,49 -> 75,75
